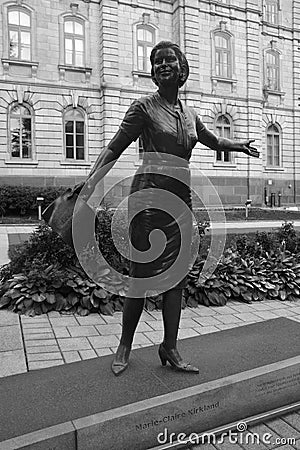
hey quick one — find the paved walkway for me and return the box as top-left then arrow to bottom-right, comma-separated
1,224 -> 300,448
1,299 -> 299,375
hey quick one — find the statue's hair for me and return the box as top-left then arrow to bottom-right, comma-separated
150,41 -> 189,88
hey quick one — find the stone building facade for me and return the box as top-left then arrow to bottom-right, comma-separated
0,0 -> 299,206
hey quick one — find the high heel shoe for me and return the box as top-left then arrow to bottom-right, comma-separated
111,344 -> 131,376
158,343 -> 199,373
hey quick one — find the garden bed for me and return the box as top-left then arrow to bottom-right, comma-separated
1,206 -> 300,316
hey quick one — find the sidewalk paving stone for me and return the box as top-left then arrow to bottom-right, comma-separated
79,349 -> 98,360
252,311 -> 281,320
23,328 -> 54,334
28,360 -> 64,370
95,348 -> 113,356
229,304 -> 260,313
136,321 -> 155,333
24,333 -> 55,340
0,310 -> 20,326
62,351 -> 81,363
178,318 -> 201,328
290,316 -> 300,323
146,320 -> 164,330
27,353 -> 63,362
57,337 -> 92,351
22,322 -> 52,329
132,332 -> 153,345
88,335 -> 119,348
0,325 -> 23,351
210,305 -> 238,315
233,312 -> 262,322
95,323 -> 122,335
75,314 -> 107,325
193,326 -> 220,335
49,317 -> 79,327
193,316 -> 223,327
265,417 -> 300,440
26,345 -> 60,353
178,328 -> 199,339
0,350 -> 27,377
188,306 -> 217,316
214,314 -> 243,324
281,412 -> 300,433
52,327 -> 70,338
143,330 -> 164,344
101,313 -> 123,324
25,339 -> 58,347
215,323 -> 242,331
247,422 -> 282,448
67,325 -> 99,337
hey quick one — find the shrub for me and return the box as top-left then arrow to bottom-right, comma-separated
0,185 -> 67,216
1,218 -> 299,316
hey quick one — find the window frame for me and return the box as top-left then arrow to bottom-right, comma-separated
63,107 -> 87,162
264,49 -> 280,91
132,20 -> 157,76
63,17 -> 85,67
214,114 -> 234,164
265,0 -> 280,25
214,32 -> 232,79
136,24 -> 155,73
266,123 -> 281,168
8,102 -> 34,160
7,6 -> 32,61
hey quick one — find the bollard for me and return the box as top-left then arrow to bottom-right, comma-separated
36,197 -> 44,221
270,192 -> 276,207
278,192 -> 282,207
245,199 -> 252,219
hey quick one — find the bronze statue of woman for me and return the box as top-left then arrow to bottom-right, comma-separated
53,41 -> 259,376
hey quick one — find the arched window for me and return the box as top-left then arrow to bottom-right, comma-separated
64,109 -> 85,160
215,33 -> 232,78
265,50 -> 280,90
136,25 -> 155,73
9,104 -> 32,158
265,0 -> 279,24
266,124 -> 280,167
8,7 -> 31,60
215,115 -> 232,162
64,18 -> 84,66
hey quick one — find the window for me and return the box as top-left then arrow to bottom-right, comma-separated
266,124 -> 280,167
215,33 -> 232,78
215,115 -> 232,162
265,0 -> 279,24
136,25 -> 155,73
64,109 -> 85,160
8,8 -> 31,60
64,18 -> 84,66
9,104 -> 32,158
265,51 -> 280,90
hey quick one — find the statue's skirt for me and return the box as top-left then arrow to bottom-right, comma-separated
127,159 -> 193,298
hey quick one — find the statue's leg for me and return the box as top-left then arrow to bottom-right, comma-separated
162,288 -> 182,350
160,288 -> 199,373
120,296 -> 145,347
111,296 -> 144,376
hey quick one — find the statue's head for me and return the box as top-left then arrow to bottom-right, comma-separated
150,41 -> 189,88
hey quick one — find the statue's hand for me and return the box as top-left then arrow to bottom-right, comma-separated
242,139 -> 260,158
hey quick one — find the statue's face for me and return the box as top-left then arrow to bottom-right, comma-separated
152,47 -> 181,87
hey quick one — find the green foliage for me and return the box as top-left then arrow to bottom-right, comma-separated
0,185 -> 67,216
1,218 -> 300,315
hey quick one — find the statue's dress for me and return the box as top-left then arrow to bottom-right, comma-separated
118,91 -> 212,297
